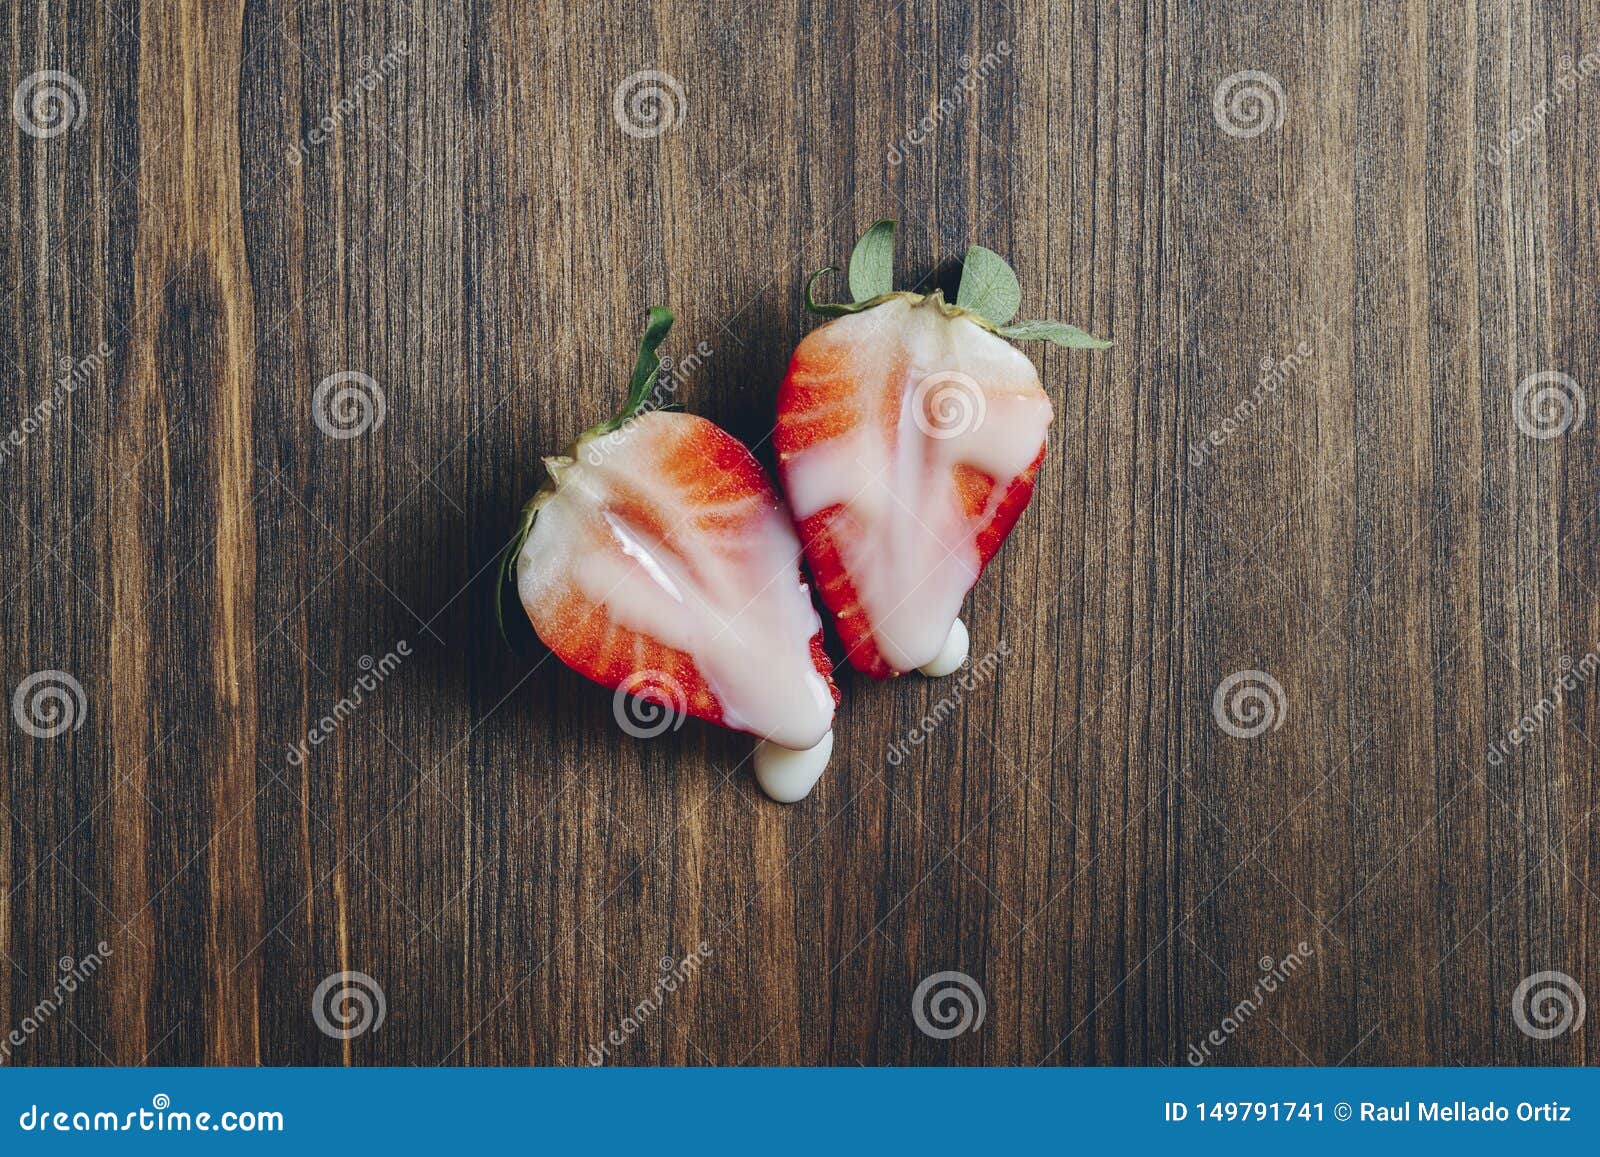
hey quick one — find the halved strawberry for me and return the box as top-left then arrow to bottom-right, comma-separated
776,221 -> 1109,678
500,308 -> 838,752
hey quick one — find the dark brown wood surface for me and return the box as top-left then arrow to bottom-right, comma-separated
2,0 -> 1597,1066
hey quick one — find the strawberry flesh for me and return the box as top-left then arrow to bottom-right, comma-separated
517,411 -> 839,748
777,294 -> 1052,677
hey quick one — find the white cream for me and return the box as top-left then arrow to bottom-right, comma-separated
752,730 -> 834,803
782,296 -> 1051,672
517,414 -> 835,751
918,618 -> 969,677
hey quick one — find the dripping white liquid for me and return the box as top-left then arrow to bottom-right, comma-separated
753,730 -> 834,803
918,618 -> 969,677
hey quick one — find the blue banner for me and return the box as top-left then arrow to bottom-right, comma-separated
0,1066 -> 1596,1152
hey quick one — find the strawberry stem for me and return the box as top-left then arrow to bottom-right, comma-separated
497,306 -> 678,649
605,306 -> 675,433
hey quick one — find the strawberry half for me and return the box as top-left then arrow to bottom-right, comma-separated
499,308 -> 839,753
775,221 -> 1109,678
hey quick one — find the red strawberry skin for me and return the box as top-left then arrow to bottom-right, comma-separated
517,411 -> 839,747
775,294 -> 1053,677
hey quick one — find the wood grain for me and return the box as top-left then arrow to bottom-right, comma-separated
2,0 -> 1597,1065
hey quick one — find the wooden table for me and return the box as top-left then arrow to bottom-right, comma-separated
1,0 -> 1595,1066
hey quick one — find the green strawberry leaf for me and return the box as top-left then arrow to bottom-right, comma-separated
607,306 -> 675,432
998,318 -> 1112,349
956,244 -> 1022,326
847,219 -> 897,302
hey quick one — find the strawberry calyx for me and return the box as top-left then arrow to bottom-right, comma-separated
495,306 -> 681,646
803,218 -> 1112,351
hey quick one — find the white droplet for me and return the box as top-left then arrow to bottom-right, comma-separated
918,618 -> 969,677
753,730 -> 834,803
